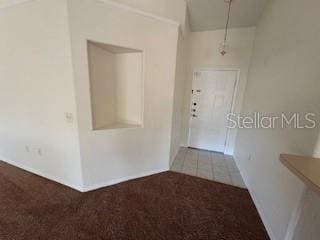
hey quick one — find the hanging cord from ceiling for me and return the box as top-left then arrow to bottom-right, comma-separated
220,0 -> 233,56
224,0 -> 233,43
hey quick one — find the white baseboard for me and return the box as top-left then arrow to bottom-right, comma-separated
83,167 -> 170,192
233,157 -> 277,240
0,157 -> 83,192
284,188 -> 307,240
1,156 -> 170,193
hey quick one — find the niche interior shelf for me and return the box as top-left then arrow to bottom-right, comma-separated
94,123 -> 142,131
280,154 -> 320,195
87,40 -> 143,131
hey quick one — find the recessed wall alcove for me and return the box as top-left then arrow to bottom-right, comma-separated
87,40 -> 143,130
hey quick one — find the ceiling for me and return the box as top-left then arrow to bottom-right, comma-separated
186,0 -> 269,32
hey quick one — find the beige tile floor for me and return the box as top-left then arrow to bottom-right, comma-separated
171,147 -> 247,189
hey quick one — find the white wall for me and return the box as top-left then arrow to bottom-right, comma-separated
67,0 -> 179,190
234,0 -> 320,239
0,0 -> 187,192
88,43 -> 116,129
115,53 -> 143,125
0,0 -> 83,189
169,10 -> 189,165
292,190 -> 320,240
181,27 -> 256,154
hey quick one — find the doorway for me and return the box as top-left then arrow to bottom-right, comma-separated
188,69 -> 238,153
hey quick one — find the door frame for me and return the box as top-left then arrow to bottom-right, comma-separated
187,68 -> 240,154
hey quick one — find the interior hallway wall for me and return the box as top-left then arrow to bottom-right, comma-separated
292,190 -> 320,240
0,0 -> 189,192
67,0 -> 180,190
109,0 -> 190,165
181,27 -> 256,155
233,0 -> 320,239
169,13 -> 190,165
0,0 -> 83,189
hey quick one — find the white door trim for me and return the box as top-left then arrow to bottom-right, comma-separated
187,68 -> 240,154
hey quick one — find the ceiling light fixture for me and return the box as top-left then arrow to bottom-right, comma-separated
219,0 -> 233,56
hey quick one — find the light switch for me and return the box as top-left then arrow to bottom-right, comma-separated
65,112 -> 74,124
37,148 -> 42,156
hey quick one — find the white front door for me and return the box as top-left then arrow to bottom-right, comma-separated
188,70 -> 237,152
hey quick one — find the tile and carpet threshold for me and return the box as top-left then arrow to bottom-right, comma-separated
171,147 -> 247,188
0,161 -> 269,240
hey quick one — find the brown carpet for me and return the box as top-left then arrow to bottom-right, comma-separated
0,161 -> 269,240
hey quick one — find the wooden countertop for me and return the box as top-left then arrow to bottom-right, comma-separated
280,154 -> 320,195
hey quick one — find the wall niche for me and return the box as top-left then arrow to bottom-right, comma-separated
87,40 -> 143,130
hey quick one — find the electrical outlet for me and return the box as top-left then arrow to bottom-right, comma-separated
248,154 -> 252,162
25,146 -> 30,152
